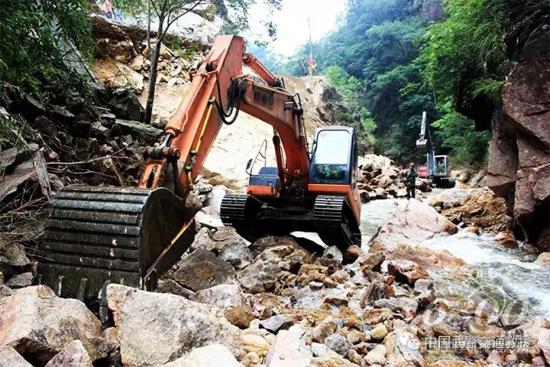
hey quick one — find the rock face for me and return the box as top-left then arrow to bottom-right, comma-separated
483,20 -> 550,250
369,199 -> 457,253
0,286 -> 108,364
106,284 -> 240,367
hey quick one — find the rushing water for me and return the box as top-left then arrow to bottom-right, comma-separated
360,195 -> 550,320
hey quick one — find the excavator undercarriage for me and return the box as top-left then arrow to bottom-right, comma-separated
220,194 -> 361,247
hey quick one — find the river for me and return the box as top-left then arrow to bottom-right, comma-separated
360,190 -> 550,321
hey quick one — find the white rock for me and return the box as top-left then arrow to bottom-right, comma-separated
365,344 -> 386,365
106,284 -> 240,367
0,346 -> 32,367
369,199 -> 457,253
0,286 -> 108,364
193,284 -> 246,309
384,329 -> 424,366
265,325 -> 312,367
162,344 -> 242,367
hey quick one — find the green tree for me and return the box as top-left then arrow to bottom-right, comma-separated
432,103 -> 491,167
324,65 -> 377,151
420,0 -> 513,112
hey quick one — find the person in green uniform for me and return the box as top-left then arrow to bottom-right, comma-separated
404,162 -> 417,199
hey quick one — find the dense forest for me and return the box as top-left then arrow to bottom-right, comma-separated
277,0 -> 548,167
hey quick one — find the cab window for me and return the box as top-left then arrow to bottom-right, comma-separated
310,130 -> 351,184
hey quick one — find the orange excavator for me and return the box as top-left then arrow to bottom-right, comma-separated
38,36 -> 362,302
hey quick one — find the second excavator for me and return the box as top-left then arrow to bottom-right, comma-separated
38,35 -> 362,302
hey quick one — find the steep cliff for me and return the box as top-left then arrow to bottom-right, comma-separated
482,13 -> 550,250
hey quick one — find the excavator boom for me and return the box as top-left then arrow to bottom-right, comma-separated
38,36 -> 361,302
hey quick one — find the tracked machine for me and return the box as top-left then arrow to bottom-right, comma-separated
416,111 -> 455,188
38,36 -> 362,302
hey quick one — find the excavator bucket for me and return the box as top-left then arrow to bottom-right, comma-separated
37,186 -> 196,303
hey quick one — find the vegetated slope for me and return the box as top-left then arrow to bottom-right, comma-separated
286,0 -> 492,166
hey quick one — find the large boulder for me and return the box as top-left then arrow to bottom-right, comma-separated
106,284 -> 241,366
369,199 -> 457,253
114,119 -> 162,145
0,286 -> 109,364
387,244 -> 465,272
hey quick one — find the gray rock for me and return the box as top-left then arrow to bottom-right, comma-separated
219,241 -> 253,270
162,344 -> 242,367
45,340 -> 93,367
114,119 -> 161,144
5,272 -> 33,289
237,257 -> 279,293
193,284 -> 246,309
0,346 -> 32,367
323,333 -> 353,356
0,284 -> 13,298
413,278 -> 433,293
193,226 -> 247,253
156,279 -> 195,298
0,242 -> 31,278
106,284 -> 241,367
170,248 -> 236,291
259,315 -> 292,333
0,286 -> 110,364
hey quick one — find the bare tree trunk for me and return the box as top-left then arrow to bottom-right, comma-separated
146,0 -> 151,49
143,16 -> 165,125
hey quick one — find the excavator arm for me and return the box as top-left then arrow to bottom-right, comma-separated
38,36 -> 361,303
138,36 -> 309,197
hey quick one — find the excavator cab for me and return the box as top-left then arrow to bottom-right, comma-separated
310,127 -> 356,185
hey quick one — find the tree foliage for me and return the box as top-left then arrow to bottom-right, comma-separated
325,65 -> 376,151
0,0 -> 93,95
283,0 -> 529,166
420,0 -> 513,110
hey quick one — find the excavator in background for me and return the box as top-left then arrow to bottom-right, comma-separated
38,35 -> 362,302
416,111 -> 455,188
